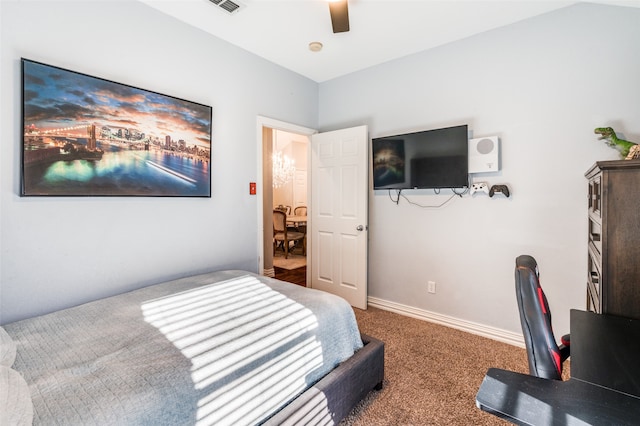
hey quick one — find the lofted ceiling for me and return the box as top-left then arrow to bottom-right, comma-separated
140,0 -> 640,82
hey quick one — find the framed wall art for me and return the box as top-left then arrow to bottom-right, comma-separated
21,58 -> 212,197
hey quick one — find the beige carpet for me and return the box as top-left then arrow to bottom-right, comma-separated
340,307 -> 570,425
273,252 -> 306,270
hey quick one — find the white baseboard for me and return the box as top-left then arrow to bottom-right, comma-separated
368,296 -> 525,348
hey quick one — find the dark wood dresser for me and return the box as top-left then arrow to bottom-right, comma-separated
586,160 -> 640,319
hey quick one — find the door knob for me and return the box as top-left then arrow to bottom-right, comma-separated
356,225 -> 364,231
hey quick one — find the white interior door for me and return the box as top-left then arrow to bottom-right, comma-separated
293,170 -> 307,210
310,125 -> 368,309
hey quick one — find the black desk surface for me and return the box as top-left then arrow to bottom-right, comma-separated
476,310 -> 640,425
570,310 -> 640,398
477,368 -> 640,425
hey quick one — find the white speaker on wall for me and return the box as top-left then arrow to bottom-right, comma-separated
468,136 -> 500,173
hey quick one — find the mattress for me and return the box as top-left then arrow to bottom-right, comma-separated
5,270 -> 364,425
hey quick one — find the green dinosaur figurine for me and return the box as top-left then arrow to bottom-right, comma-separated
594,127 -> 638,158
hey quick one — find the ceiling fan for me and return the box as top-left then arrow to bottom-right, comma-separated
328,0 -> 350,33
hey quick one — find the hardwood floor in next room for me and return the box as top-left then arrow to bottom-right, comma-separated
275,266 -> 307,287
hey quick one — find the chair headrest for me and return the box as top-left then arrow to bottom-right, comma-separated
516,255 -> 539,277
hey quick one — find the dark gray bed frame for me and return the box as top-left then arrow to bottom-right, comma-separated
264,334 -> 384,425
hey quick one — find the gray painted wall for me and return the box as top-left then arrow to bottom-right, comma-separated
318,2 -> 640,335
0,0 -> 318,324
2,1 -> 639,339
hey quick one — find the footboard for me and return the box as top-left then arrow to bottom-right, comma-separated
264,333 -> 385,425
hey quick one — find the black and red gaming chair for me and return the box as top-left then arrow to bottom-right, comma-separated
515,255 -> 570,380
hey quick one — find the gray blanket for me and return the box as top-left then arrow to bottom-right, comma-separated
6,270 -> 363,425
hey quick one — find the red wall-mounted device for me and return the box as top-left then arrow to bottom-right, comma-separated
249,182 -> 256,195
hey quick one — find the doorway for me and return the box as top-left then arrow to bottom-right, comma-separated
257,118 -> 369,308
256,116 -> 314,287
272,129 -> 308,285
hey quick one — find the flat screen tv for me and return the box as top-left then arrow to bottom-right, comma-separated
371,124 -> 468,190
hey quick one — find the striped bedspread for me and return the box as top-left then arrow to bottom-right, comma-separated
5,270 -> 363,425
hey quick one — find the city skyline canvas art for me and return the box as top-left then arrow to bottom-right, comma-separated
21,58 -> 212,197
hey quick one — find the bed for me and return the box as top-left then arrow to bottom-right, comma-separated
0,270 -> 384,425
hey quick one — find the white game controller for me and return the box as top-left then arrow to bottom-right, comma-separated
470,182 -> 489,195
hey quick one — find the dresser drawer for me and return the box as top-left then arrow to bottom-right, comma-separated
588,174 -> 602,218
588,217 -> 602,256
587,247 -> 601,302
587,282 -> 600,313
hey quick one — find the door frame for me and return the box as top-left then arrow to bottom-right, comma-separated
256,116 -> 316,283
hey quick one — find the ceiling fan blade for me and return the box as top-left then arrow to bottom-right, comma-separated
328,0 -> 349,33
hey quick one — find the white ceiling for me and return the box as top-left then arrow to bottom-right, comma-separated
141,0 -> 640,82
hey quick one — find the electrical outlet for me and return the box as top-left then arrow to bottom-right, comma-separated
427,281 -> 436,294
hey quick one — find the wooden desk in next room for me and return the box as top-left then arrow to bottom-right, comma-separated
476,310 -> 640,425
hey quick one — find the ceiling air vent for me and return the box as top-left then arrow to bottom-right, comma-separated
208,0 -> 243,14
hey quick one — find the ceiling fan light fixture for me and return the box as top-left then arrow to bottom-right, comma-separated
308,41 -> 323,52
328,0 -> 349,33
